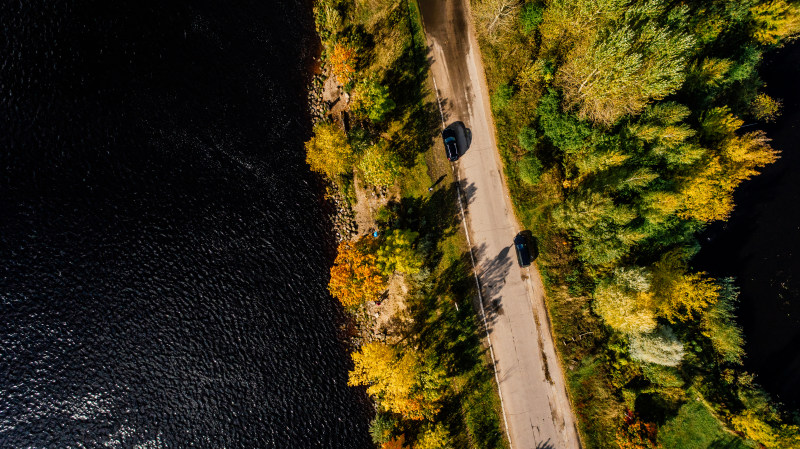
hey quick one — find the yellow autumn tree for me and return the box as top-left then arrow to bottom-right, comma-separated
348,342 -> 443,420
414,424 -> 453,449
732,411 -> 779,448
679,107 -> 778,222
750,0 -> 800,45
305,122 -> 355,180
651,250 -> 720,322
329,237 -> 386,307
593,268 -> 657,335
678,158 -> 735,222
376,229 -> 422,276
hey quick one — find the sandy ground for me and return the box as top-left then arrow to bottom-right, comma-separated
418,0 -> 582,448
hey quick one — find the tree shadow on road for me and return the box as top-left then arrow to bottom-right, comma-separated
473,242 -> 512,334
406,246 -> 507,449
536,440 -> 555,449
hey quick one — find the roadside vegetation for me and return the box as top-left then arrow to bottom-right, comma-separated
307,0 -> 509,448
470,0 -> 800,447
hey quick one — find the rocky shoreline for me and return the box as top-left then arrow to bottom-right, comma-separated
306,63 -> 359,243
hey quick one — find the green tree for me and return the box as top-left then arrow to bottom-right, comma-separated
376,229 -> 423,276
369,413 -> 398,445
554,192 -> 642,265
537,89 -> 597,153
305,122 -> 355,179
517,126 -> 539,152
491,83 -> 514,111
520,1 -> 544,34
352,78 -> 396,123
359,142 -> 401,188
556,4 -> 694,124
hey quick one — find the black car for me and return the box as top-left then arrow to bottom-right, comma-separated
513,232 -> 532,268
442,128 -> 459,161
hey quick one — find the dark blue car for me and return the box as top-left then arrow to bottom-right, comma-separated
442,128 -> 459,161
514,232 -> 532,267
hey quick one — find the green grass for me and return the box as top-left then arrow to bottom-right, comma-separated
658,402 -> 751,449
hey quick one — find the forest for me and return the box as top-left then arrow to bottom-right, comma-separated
471,0 -> 800,447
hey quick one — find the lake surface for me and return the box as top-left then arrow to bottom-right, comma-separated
0,1 -> 372,446
693,41 -> 800,409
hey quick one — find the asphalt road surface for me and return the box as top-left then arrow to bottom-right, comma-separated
417,1 -> 582,448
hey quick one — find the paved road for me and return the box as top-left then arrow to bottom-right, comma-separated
417,1 -> 582,448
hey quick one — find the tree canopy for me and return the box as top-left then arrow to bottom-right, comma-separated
329,237 -> 386,307
305,122 -> 355,179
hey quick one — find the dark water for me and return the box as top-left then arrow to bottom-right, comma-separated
694,41 -> 800,409
0,1 -> 372,447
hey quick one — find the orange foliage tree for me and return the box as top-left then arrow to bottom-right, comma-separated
615,410 -> 660,449
330,40 -> 357,86
381,435 -> 408,449
328,237 -> 386,308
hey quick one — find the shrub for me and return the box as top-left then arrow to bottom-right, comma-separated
518,154 -> 543,185
517,126 -> 539,152
751,93 -> 782,122
491,83 -> 514,111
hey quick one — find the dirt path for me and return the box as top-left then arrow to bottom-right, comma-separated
417,1 -> 581,448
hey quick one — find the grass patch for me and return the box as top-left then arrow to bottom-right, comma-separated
658,401 -> 750,449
